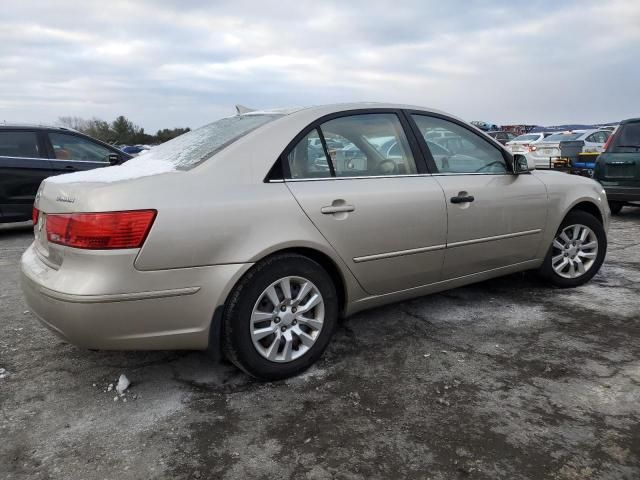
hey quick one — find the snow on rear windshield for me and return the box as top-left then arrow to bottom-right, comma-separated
140,114 -> 282,169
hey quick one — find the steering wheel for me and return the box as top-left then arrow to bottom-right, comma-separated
377,159 -> 398,175
475,160 -> 505,173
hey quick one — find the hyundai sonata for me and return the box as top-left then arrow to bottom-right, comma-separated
21,103 -> 609,379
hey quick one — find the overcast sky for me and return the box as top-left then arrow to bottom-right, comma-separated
1,0 -> 639,131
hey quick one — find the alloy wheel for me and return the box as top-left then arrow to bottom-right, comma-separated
250,276 -> 325,363
551,224 -> 599,279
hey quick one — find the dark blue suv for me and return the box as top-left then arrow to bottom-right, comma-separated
0,125 -> 131,223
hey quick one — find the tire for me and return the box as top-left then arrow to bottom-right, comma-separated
222,253 -> 338,380
538,210 -> 607,288
609,201 -> 624,215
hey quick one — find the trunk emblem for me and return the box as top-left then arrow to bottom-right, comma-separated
56,195 -> 76,203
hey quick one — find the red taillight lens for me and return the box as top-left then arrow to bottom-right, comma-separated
32,207 -> 39,224
46,210 -> 157,249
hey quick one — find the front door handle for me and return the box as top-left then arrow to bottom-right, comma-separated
450,194 -> 475,204
321,204 -> 355,214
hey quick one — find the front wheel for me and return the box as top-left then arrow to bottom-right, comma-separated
222,253 -> 338,380
538,210 -> 607,288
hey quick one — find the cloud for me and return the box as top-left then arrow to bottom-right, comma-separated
0,0 -> 639,130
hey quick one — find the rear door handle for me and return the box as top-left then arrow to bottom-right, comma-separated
321,204 -> 355,214
450,194 -> 474,204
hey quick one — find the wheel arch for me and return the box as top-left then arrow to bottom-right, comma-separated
257,246 -> 348,315
568,200 -> 603,225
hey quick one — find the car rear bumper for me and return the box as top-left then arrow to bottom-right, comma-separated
20,244 -> 251,350
602,186 -> 640,202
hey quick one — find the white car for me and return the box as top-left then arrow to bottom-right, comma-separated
527,129 -> 611,169
506,132 -> 552,155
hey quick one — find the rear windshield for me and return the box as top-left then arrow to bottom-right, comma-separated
544,133 -> 582,142
613,122 -> 640,148
139,114 -> 282,169
512,134 -> 540,142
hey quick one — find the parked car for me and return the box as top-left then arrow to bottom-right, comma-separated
594,118 -> 640,214
0,125 -> 131,223
22,103 -> 609,380
486,131 -> 516,145
505,132 -> 552,155
527,129 -> 611,169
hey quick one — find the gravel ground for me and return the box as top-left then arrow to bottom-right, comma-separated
1,211 -> 639,480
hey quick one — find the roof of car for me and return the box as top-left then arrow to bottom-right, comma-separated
0,123 -> 78,132
238,102 -> 451,118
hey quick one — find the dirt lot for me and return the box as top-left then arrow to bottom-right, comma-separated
1,211 -> 639,480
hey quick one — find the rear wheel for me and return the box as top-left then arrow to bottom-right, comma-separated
223,253 -> 338,380
609,201 -> 624,215
538,210 -> 606,288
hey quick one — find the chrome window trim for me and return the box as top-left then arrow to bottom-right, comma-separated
49,158 -> 109,164
0,155 -> 47,161
280,171 -> 514,182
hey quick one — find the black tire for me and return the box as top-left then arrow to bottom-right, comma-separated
538,210 -> 607,288
609,201 -> 624,215
222,253 -> 338,380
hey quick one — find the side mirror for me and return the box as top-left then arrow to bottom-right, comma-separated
513,154 -> 530,174
108,153 -> 120,165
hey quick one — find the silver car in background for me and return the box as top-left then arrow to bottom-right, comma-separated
528,129 -> 611,169
506,132 -> 552,155
21,103 -> 610,379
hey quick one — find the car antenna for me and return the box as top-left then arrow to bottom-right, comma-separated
235,104 -> 255,115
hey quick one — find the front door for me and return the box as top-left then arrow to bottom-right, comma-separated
285,112 -> 448,295
46,131 -> 113,176
410,113 -> 548,279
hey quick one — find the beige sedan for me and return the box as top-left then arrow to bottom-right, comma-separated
21,103 -> 609,379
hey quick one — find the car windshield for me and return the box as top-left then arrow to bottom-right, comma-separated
139,114 -> 282,169
512,134 -> 540,142
544,133 -> 582,142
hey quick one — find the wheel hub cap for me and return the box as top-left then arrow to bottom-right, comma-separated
551,224 -> 598,279
250,276 -> 325,363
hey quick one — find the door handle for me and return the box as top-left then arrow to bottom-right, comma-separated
450,194 -> 475,204
321,204 -> 355,214
64,166 -> 74,170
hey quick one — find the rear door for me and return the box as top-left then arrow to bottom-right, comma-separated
284,111 -> 448,295
45,131 -> 115,177
0,129 -> 53,222
408,113 -> 548,279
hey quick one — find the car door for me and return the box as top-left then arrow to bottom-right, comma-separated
284,111 -> 448,295
45,131 -> 117,176
0,129 -> 53,222
409,113 -> 548,280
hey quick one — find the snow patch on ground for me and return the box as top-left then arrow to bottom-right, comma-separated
45,157 -> 176,184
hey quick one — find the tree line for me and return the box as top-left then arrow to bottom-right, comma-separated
57,115 -> 190,145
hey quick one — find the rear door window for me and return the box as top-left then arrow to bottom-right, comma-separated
0,131 -> 40,158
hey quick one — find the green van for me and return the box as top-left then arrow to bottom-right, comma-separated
594,118 -> 640,214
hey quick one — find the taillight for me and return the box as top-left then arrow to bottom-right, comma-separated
46,210 -> 157,249
32,207 -> 39,224
529,145 -> 537,152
